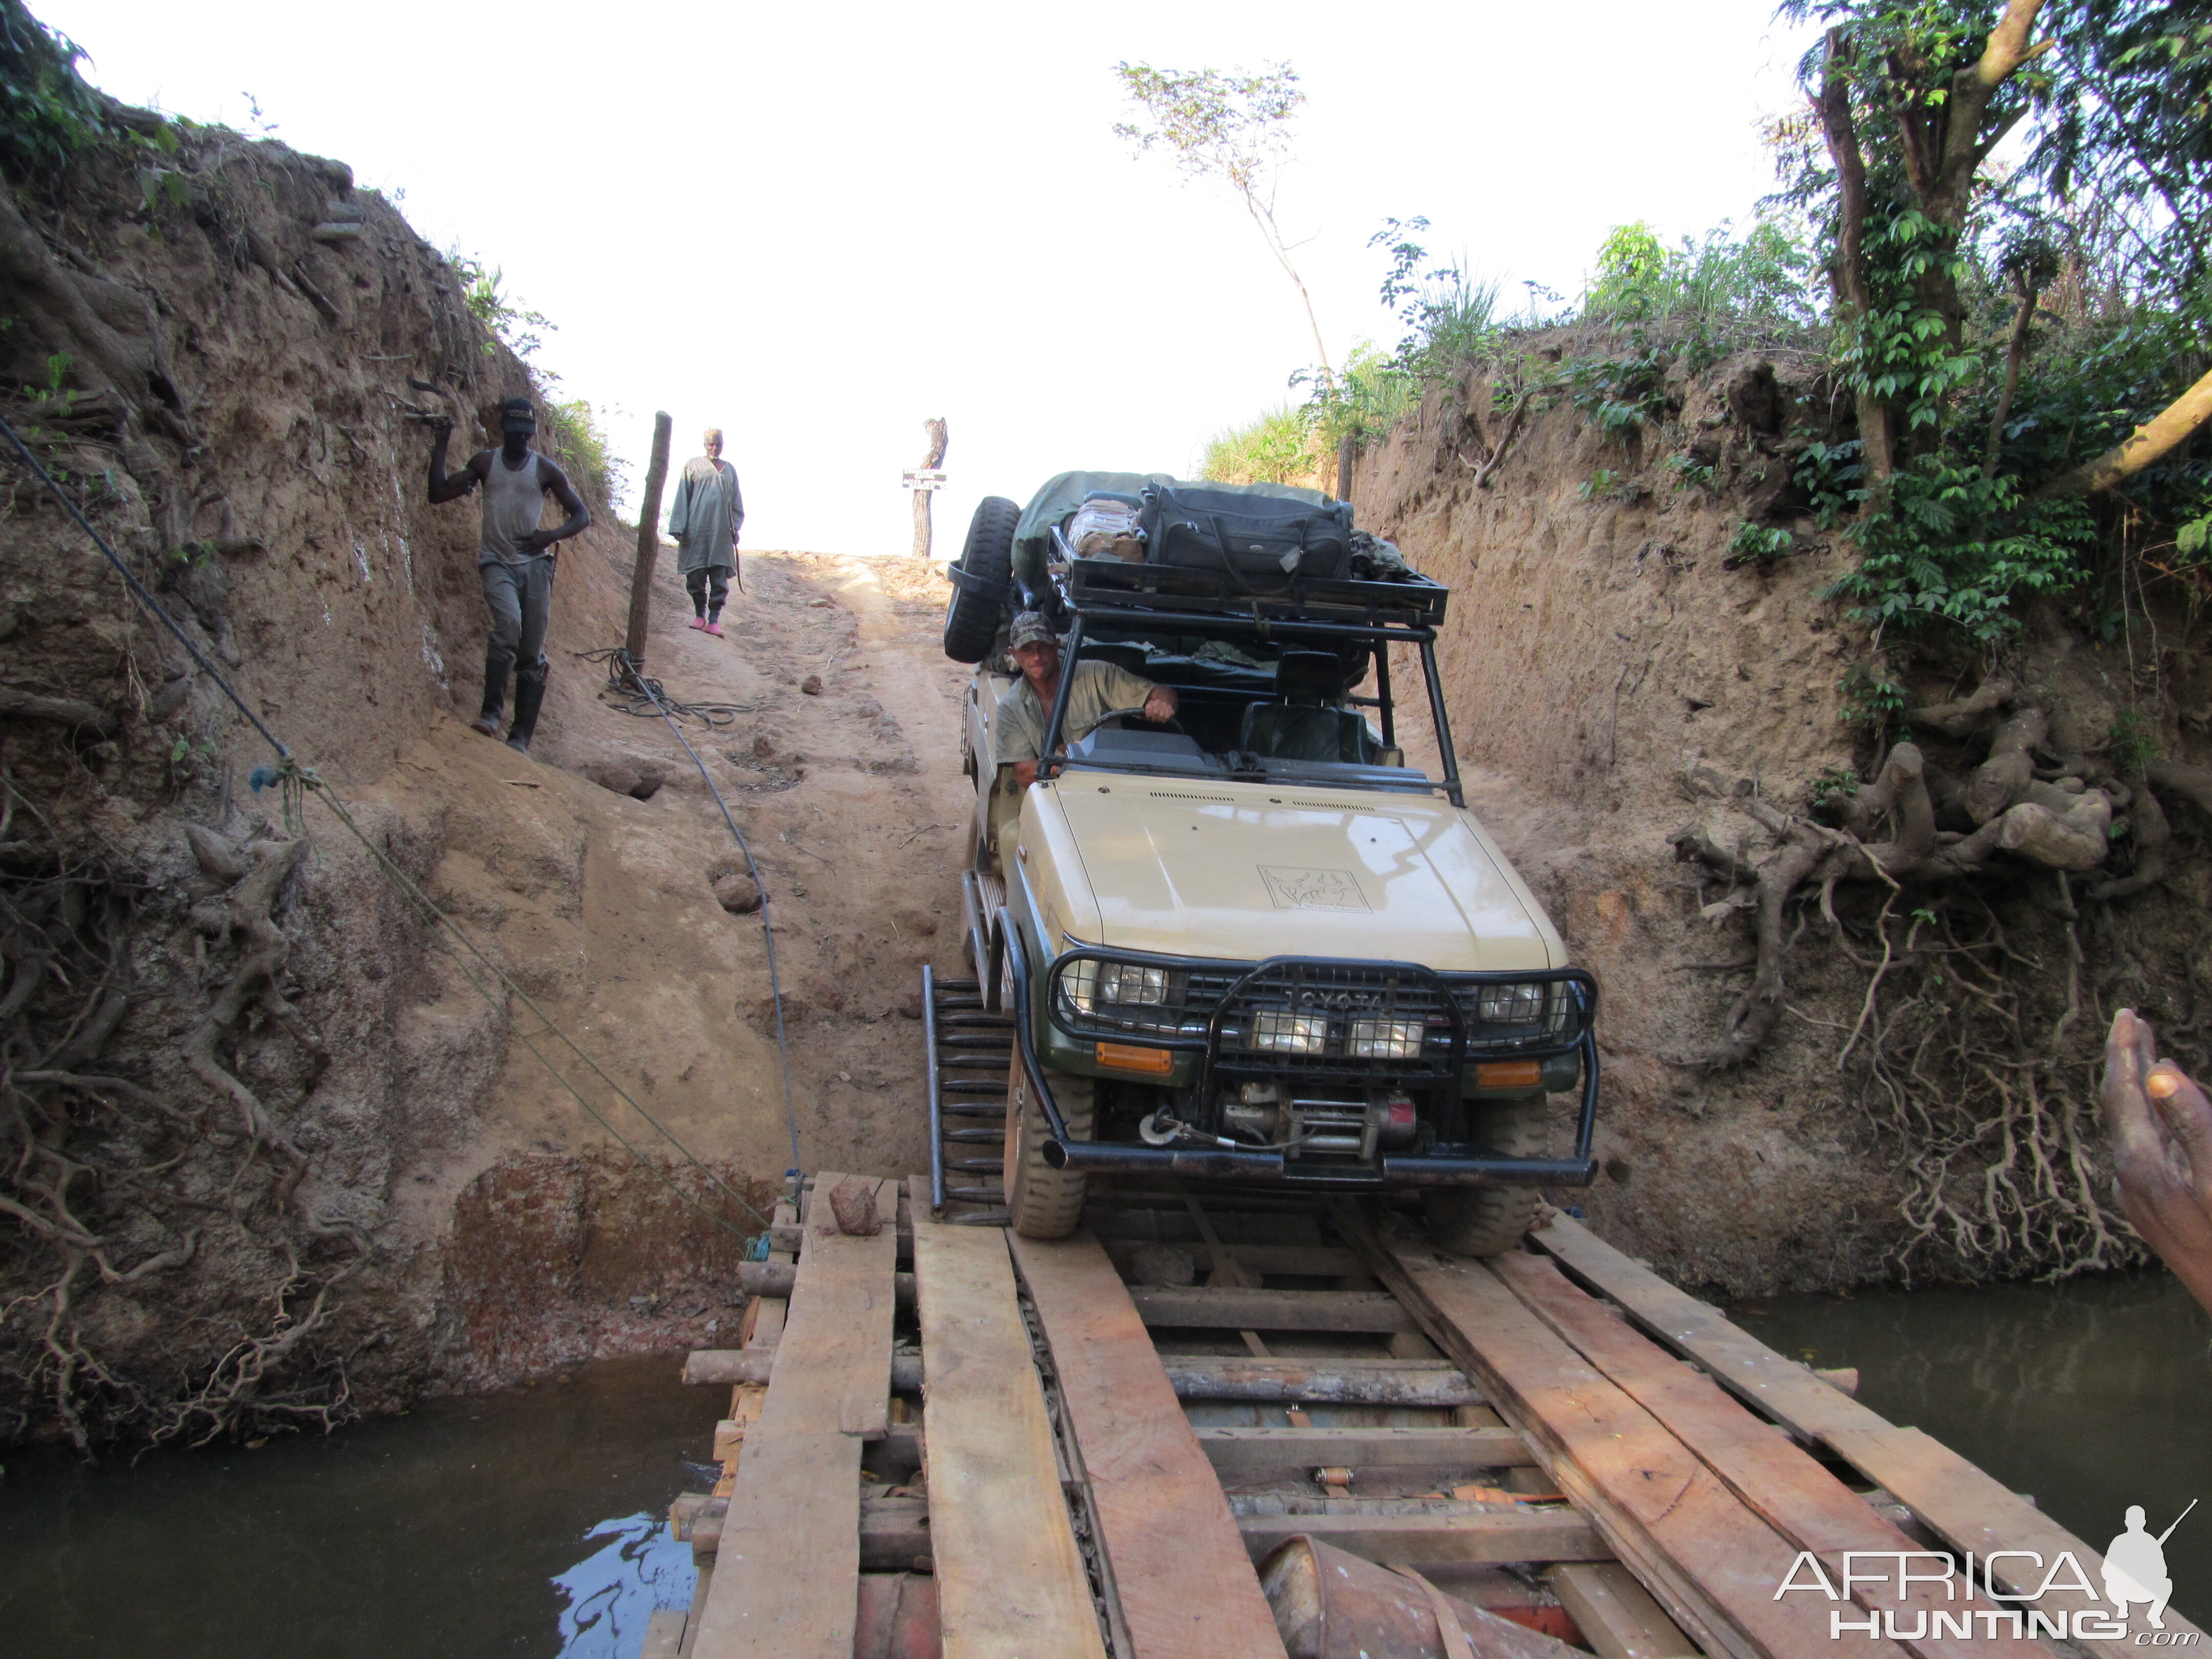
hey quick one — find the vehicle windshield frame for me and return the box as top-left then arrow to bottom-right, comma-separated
1034,606 -> 1466,807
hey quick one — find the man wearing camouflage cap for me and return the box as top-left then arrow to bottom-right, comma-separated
993,612 -> 1178,790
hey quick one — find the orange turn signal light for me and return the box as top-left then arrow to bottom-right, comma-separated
1096,1041 -> 1175,1076
1474,1060 -> 1544,1090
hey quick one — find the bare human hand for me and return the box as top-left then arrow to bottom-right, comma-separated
1142,686 -> 1179,724
2103,1008 -> 2212,1314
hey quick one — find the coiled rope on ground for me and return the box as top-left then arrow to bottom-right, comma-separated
0,413 -> 797,1242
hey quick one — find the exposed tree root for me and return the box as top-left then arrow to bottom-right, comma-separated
1668,677 -> 2184,1278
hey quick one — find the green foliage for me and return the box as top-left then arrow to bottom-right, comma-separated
1303,341 -> 1417,448
539,397 -> 625,505
2179,515 -> 2212,561
1793,439 -> 1866,528
1728,522 -> 1797,565
1579,469 -> 1621,502
0,0 -> 111,180
448,251 -> 554,360
1566,341 -> 1670,435
1582,219 -> 1819,362
1111,60 -> 1301,193
1811,765 -> 1862,811
1666,453 -> 1717,493
1201,405 -> 1323,486
1366,217 -> 1502,383
23,348 -> 69,401
2107,708 -> 2158,773
1821,458 -> 2098,641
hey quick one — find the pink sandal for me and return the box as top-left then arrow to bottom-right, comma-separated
688,616 -> 708,631
704,620 -> 724,638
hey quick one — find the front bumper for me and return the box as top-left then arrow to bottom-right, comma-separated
1001,909 -> 1601,1189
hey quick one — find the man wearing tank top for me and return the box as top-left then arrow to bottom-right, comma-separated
426,395 -> 591,754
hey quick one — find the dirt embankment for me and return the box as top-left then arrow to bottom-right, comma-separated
1355,348 -> 2212,1296
0,118 -> 972,1445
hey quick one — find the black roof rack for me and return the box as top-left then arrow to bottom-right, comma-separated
1049,551 -> 1449,638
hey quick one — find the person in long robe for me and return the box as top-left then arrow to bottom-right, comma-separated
667,427 -> 743,636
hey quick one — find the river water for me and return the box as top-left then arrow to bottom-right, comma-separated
1735,1268 -> 2212,1624
0,1356 -> 719,1658
2,1279 -> 2205,1652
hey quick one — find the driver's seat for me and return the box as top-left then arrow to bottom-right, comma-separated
1240,651 -> 1379,764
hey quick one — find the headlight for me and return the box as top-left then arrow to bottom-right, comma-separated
1348,1017 -> 1425,1060
1248,1010 -> 1329,1054
1476,982 -> 1548,1027
1060,958 -> 1169,1016
1098,963 -> 1167,1005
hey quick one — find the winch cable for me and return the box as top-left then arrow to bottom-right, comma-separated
587,645 -> 804,1180
0,413 -> 771,1239
576,644 -> 754,728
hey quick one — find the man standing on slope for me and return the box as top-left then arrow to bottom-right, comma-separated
666,426 -> 743,637
427,395 -> 592,754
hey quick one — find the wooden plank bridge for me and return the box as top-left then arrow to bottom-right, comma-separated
641,986 -> 2201,1659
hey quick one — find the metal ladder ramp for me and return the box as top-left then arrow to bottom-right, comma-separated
923,966 -> 1011,1223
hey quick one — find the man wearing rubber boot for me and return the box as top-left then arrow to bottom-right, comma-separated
666,426 -> 743,637
427,395 -> 591,753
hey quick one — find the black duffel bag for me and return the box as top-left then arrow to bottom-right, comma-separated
1138,483 -> 1353,585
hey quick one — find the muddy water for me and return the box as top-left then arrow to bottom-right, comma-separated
1735,1269 -> 2212,1623
0,1356 -> 719,1657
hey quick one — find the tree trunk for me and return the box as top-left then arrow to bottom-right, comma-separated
623,412 -> 673,669
1817,31 -> 1893,488
910,417 -> 948,561
2036,363 -> 2212,497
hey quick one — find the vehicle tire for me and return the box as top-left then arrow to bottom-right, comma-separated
1004,1068 -> 1092,1239
1423,1094 -> 1548,1258
943,495 -> 1020,664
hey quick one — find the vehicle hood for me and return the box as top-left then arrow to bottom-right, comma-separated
1032,778 -> 1562,971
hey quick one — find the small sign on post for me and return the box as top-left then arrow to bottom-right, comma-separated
909,419 -> 948,560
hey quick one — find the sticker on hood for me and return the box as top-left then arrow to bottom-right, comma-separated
1258,866 -> 1371,912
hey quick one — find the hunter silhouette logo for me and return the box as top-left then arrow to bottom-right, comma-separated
1777,1499 -> 2201,1642
2106,1500 -> 2195,1630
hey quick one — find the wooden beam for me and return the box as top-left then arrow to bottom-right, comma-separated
741,1261 -> 914,1309
1545,1564 -> 1700,1659
1494,1250 -> 2046,1659
1234,1509 -> 1610,1566
1195,1424 -> 1534,1470
907,1178 -> 1105,1659
687,1348 -> 920,1390
1531,1216 -> 2196,1658
1010,1229 -> 1288,1659
1160,1354 -> 1482,1406
1130,1285 -> 1416,1333
687,1174 -> 898,1659
1343,1207 -> 1909,1659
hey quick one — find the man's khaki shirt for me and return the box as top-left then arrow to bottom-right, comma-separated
992,660 -> 1159,765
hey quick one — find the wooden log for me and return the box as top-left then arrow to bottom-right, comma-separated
688,1347 -> 920,1390
741,1260 -> 914,1309
770,1219 -> 913,1260
1263,1534 -> 1584,1659
1196,1424 -> 1534,1471
1236,1509 -> 1610,1567
1010,1229 -> 1289,1658
0,687 -> 118,737
688,1494 -> 934,1573
623,411 -> 673,671
1162,1355 -> 1483,1407
1130,1286 -> 1416,1333
907,1176 -> 1105,1658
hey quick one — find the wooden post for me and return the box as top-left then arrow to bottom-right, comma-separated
910,417 -> 948,560
1336,433 -> 1355,506
624,411 -> 674,673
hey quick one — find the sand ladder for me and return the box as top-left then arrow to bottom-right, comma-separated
923,966 -> 1011,1224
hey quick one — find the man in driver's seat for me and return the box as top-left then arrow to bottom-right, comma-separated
995,612 -> 1179,789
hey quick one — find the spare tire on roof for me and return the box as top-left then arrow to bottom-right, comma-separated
942,495 -> 1019,664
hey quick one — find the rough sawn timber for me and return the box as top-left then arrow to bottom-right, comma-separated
1009,1228 -> 1289,1659
1492,1250 -> 2051,1659
906,1178 -> 1105,1659
687,1174 -> 897,1659
1343,1207 -> 1909,1659
1531,1215 -> 2204,1659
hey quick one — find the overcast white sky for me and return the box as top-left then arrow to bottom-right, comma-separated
46,0 -> 1818,555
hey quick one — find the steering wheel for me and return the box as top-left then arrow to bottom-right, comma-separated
1094,703 -> 1185,736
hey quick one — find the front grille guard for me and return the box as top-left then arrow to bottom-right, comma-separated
1009,912 -> 1600,1186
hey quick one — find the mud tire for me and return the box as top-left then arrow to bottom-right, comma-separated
1005,1068 -> 1092,1239
943,495 -> 1020,664
1423,1094 -> 1549,1258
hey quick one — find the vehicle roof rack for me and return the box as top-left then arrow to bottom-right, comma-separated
1048,547 -> 1450,636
